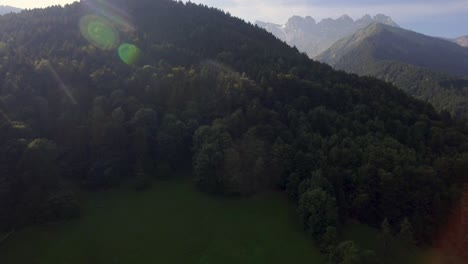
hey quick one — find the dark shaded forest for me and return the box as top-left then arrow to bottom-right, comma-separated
0,0 -> 467,263
358,61 -> 468,122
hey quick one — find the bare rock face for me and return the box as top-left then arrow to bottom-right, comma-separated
455,36 -> 468,47
256,14 -> 399,58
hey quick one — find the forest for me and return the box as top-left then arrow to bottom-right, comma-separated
0,0 -> 467,263
328,54 -> 468,122
363,61 -> 468,120
316,23 -> 468,122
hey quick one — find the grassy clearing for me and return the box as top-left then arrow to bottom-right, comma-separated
0,176 -> 436,264
0,179 -> 323,264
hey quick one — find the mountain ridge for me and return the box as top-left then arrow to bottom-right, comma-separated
316,23 -> 468,120
317,23 -> 468,77
256,14 -> 399,57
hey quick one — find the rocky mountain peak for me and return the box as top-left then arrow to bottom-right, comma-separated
256,14 -> 400,57
373,14 -> 399,27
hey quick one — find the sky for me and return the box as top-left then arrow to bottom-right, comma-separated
1,0 -> 467,38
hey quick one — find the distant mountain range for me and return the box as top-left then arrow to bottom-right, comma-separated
316,23 -> 468,120
256,14 -> 399,58
0,5 -> 21,15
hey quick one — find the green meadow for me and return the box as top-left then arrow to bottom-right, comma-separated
0,178 -> 323,264
0,176 -> 430,264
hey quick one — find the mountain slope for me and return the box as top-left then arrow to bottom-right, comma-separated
0,1 -> 466,260
256,14 -> 399,58
317,23 -> 468,120
0,5 -> 21,15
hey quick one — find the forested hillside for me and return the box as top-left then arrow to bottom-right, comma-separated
316,23 -> 468,121
0,0 -> 467,262
318,23 -> 468,76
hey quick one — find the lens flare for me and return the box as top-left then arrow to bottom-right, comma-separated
118,43 -> 141,65
83,0 -> 135,32
0,109 -> 12,124
80,15 -> 120,50
45,61 -> 77,105
430,184 -> 468,263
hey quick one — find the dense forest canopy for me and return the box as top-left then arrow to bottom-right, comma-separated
316,23 -> 468,121
0,0 -> 467,262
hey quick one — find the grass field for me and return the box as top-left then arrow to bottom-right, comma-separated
0,178 -> 324,264
0,175 -> 435,264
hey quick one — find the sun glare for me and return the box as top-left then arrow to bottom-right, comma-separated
118,43 -> 141,65
79,0 -> 140,64
79,15 -> 120,50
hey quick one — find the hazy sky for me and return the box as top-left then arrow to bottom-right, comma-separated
1,0 -> 467,38
0,0 -> 76,9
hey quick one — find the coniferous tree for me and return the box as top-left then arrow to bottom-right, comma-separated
379,218 -> 393,261
398,217 -> 414,246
